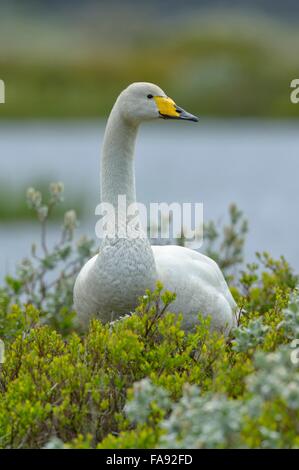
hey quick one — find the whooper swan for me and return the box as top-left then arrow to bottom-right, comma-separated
74,82 -> 237,332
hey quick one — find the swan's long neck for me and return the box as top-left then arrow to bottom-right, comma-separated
101,104 -> 138,209
93,102 -> 157,318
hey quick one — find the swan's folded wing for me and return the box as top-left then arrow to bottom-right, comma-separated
152,245 -> 236,307
151,244 -> 237,323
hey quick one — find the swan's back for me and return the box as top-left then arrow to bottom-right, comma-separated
151,245 -> 237,333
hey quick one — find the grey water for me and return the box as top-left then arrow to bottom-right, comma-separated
0,119 -> 298,281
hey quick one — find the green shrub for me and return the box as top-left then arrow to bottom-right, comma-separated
0,282 -> 298,449
3,183 -> 95,335
0,185 -> 298,449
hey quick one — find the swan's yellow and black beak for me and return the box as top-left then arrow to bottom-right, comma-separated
154,96 -> 199,122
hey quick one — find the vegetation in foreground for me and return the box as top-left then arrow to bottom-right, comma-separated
0,183 -> 298,449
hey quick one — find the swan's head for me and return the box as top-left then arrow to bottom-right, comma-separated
117,82 -> 198,124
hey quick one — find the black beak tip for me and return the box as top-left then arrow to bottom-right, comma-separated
177,107 -> 199,122
159,111 -> 199,122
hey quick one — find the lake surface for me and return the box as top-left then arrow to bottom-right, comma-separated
0,119 -> 298,280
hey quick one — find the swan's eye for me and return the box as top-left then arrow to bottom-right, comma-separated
147,94 -> 153,99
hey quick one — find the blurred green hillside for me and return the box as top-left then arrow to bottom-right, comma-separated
0,9 -> 298,118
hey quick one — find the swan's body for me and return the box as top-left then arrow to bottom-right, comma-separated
152,245 -> 236,331
74,82 -> 237,333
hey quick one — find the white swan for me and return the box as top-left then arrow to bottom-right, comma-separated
74,82 -> 237,332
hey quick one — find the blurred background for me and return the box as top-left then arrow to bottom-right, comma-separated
0,0 -> 298,278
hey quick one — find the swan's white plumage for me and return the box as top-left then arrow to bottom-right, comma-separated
152,245 -> 236,333
74,82 -> 237,332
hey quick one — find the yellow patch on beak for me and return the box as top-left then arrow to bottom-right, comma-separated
154,96 -> 180,118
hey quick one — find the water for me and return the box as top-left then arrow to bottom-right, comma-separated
0,119 -> 299,280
